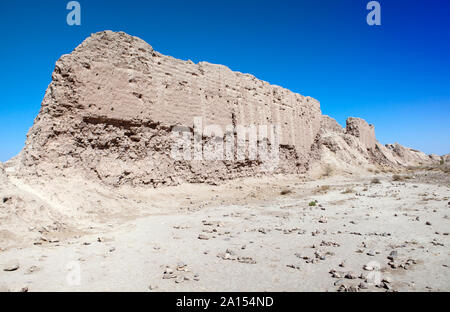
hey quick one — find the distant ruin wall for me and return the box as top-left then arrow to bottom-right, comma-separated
346,117 -> 376,150
20,31 -> 323,186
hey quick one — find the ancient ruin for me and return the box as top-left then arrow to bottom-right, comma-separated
12,31 -> 440,187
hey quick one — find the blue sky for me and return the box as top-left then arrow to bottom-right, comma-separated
0,0 -> 449,161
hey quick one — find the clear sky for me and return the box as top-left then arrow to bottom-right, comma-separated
0,0 -> 449,161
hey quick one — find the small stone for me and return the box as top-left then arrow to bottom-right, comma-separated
383,282 -> 392,290
382,276 -> 392,284
175,276 -> 185,284
177,262 -> 187,270
360,272 -> 369,279
387,250 -> 398,260
359,282 -> 368,289
339,261 -> 346,268
345,272 -> 358,279
332,272 -> 342,278
238,256 -> 256,264
363,264 -> 374,271
287,264 -> 300,270
164,267 -> 174,274
426,221 -> 432,226
3,260 -> 20,272
162,273 -> 173,279
389,261 -> 398,269
225,248 -> 235,255
198,234 -> 210,240
367,250 -> 375,256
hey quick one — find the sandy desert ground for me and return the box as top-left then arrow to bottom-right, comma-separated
0,168 -> 449,292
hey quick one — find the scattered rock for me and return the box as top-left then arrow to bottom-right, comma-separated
321,240 -> 340,247
198,234 -> 210,240
177,263 -> 189,272
237,256 -> 256,264
258,228 -> 267,234
359,282 -> 368,289
387,250 -> 398,260
345,272 -> 358,279
383,282 -> 392,290
287,264 -> 301,270
3,260 -> 20,272
165,267 -> 174,274
175,276 -> 185,284
25,265 -> 40,274
382,276 -> 392,284
332,272 -> 342,278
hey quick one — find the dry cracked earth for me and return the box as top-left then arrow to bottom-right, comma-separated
0,170 -> 449,292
